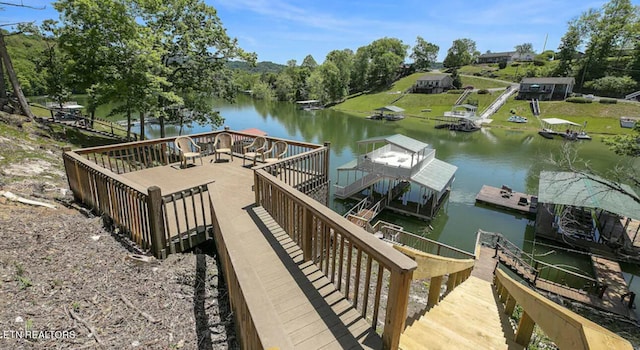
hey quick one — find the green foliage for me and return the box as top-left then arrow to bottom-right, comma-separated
598,98 -> 618,104
566,97 -> 593,103
536,50 -> 555,61
3,32 -> 49,96
251,80 -> 274,101
447,90 -> 463,94
477,89 -> 490,94
514,43 -> 534,55
605,123 -> 640,156
443,38 -> 477,68
450,68 -> 462,89
410,36 -> 439,71
498,61 -> 507,69
584,76 -> 637,95
227,61 -> 285,74
533,59 -> 546,66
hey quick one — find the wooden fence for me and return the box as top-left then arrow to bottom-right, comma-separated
254,170 -> 417,349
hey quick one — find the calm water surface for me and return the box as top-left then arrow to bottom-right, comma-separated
120,95 -> 639,313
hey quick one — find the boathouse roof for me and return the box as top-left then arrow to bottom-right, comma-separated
357,134 -> 428,154
374,105 -> 405,113
538,171 -> 640,220
412,158 -> 458,193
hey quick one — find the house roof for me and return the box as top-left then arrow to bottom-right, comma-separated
478,51 -> 516,58
357,134 -> 429,153
538,171 -> 640,220
411,158 -> 458,193
374,106 -> 405,113
417,73 -> 450,82
521,77 -> 575,85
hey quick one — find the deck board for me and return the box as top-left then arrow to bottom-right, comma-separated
475,185 -> 536,214
120,154 -> 381,349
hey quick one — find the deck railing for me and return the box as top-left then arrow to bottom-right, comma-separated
371,220 -> 475,260
494,269 -> 633,350
254,170 -> 417,350
479,230 -> 603,296
64,130 -> 325,258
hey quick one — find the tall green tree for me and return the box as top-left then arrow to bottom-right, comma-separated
325,49 -> 353,100
554,20 -> 584,77
301,55 -> 318,70
410,36 -> 439,71
137,0 -> 255,136
443,38 -> 477,68
350,46 -> 370,92
366,37 -> 408,88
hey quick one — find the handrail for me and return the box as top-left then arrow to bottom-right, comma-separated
394,245 -> 474,280
371,220 -> 475,260
254,169 -> 416,349
494,269 -> 633,350
479,230 -> 602,294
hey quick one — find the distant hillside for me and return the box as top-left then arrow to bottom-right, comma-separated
226,60 -> 285,74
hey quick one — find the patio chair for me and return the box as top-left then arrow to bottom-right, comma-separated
175,136 -> 203,168
243,136 -> 267,166
214,132 -> 234,162
263,141 -> 288,163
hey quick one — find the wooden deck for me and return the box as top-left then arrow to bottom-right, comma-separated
475,185 -> 536,215
591,256 -> 635,320
122,154 -> 382,348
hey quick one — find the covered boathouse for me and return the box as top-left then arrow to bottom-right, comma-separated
535,171 -> 640,260
334,134 -> 457,221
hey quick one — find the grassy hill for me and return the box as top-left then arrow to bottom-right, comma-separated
333,72 -> 638,135
458,61 -> 560,83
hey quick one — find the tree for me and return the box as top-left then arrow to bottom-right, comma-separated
514,43 -> 534,61
138,0 -> 255,137
366,37 -> 408,88
605,123 -> 640,157
301,55 -> 318,70
554,20 -> 584,77
325,49 -> 353,99
450,68 -> 462,89
410,36 -> 439,71
583,75 -> 637,95
350,46 -> 370,92
443,38 -> 477,68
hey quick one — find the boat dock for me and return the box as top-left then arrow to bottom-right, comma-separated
591,256 -> 635,319
475,185 -> 537,214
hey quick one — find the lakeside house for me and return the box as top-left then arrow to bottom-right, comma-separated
535,171 -> 640,260
477,51 -> 535,64
412,73 -> 454,94
517,77 -> 575,101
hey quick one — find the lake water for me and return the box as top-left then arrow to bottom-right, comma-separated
120,94 -> 638,314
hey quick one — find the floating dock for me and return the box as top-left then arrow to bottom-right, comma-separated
475,185 -> 537,214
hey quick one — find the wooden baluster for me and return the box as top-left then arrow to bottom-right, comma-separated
148,186 -> 167,259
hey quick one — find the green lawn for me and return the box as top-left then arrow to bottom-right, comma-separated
334,74 -> 638,136
460,76 -> 512,90
458,61 -> 560,83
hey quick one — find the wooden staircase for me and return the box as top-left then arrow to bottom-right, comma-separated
400,276 -> 522,350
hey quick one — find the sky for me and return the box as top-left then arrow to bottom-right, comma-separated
2,0 -> 639,65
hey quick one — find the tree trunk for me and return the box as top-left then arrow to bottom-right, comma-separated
159,114 -> 165,139
126,110 -> 131,139
0,34 -> 34,120
0,58 -> 6,99
139,111 -> 145,141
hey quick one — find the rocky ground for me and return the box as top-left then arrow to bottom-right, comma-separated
0,113 -> 237,349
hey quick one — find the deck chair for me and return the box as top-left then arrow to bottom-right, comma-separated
264,141 -> 288,163
243,136 -> 267,166
175,136 -> 203,168
214,133 -> 234,162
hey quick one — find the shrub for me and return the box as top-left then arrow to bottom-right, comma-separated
498,61 -> 507,69
566,97 -> 592,104
511,63 -> 520,67
533,59 -> 546,66
473,72 -> 482,76
599,98 -> 618,104
477,89 -> 490,94
447,89 -> 464,94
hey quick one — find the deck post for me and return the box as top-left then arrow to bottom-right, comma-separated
515,310 -> 535,346
148,186 -> 167,259
383,269 -> 412,350
427,275 -> 443,307
505,295 -> 517,316
302,208 -> 313,261
323,142 -> 331,206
